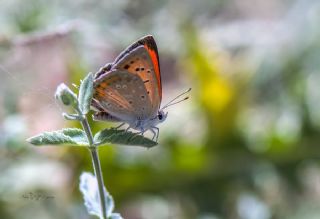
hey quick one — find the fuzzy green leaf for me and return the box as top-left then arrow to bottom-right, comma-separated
94,128 -> 157,148
78,72 -> 94,114
27,128 -> 89,146
55,83 -> 78,107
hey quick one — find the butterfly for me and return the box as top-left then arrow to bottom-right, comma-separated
91,35 -> 190,142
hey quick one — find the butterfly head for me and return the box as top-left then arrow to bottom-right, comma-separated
157,110 -> 168,124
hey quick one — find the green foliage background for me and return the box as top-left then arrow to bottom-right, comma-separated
1,0 -> 320,219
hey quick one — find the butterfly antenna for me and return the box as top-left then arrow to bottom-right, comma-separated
162,88 -> 191,110
162,97 -> 190,109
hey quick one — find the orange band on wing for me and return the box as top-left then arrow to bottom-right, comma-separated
144,45 -> 162,101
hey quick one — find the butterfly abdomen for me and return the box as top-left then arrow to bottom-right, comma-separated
93,111 -> 121,122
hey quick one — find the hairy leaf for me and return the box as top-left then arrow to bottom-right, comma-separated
80,172 -> 119,218
109,213 -> 124,219
27,128 -> 89,146
78,72 -> 94,114
55,83 -> 78,107
94,128 -> 157,148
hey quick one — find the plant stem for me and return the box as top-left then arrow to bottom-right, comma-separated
89,148 -> 107,219
81,116 -> 94,145
80,115 -> 107,219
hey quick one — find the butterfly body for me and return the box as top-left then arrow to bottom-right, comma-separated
91,35 -> 166,141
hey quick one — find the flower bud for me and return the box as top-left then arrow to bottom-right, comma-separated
55,83 -> 78,107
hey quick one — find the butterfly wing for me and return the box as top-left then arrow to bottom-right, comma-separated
91,98 -> 121,122
93,35 -> 162,124
93,70 -> 152,123
111,35 -> 162,116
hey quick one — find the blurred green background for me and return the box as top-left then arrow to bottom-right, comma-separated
1,0 -> 320,218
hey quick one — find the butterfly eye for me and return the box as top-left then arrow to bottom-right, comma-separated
158,113 -> 163,120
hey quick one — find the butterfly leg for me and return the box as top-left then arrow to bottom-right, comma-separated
152,127 -> 160,142
127,130 -> 145,143
126,125 -> 136,133
115,122 -> 125,130
133,130 -> 144,135
150,128 -> 157,141
156,128 -> 160,142
150,127 -> 159,142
